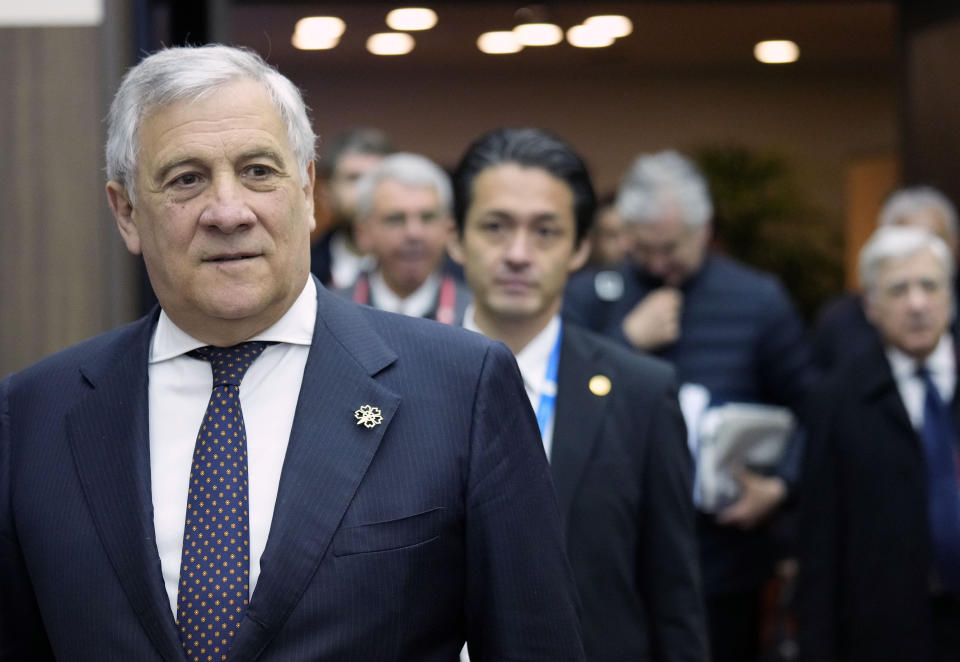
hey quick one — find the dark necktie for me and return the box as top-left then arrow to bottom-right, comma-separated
917,365 -> 960,591
177,341 -> 270,661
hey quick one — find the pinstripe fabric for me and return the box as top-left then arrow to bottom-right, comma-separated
1,281 -> 585,661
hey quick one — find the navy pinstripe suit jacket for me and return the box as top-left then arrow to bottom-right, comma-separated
0,279 -> 584,661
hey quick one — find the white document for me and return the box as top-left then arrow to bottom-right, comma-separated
695,402 -> 795,513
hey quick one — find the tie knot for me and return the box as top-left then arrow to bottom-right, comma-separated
190,341 -> 271,387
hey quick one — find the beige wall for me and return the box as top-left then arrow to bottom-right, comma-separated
290,62 -> 897,252
0,25 -> 137,378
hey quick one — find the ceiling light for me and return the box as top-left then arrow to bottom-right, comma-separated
294,16 -> 345,40
367,32 -> 416,55
513,22 -> 563,47
566,24 -> 614,49
754,40 -> 800,64
386,7 -> 437,31
477,31 -> 523,54
292,32 -> 340,50
584,15 -> 633,39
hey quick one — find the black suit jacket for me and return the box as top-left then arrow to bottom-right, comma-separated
0,281 -> 585,661
552,324 -> 708,662
798,335 -> 955,662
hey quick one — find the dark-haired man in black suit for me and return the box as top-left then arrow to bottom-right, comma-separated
450,127 -> 708,662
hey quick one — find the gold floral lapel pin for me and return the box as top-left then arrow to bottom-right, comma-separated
354,404 -> 384,428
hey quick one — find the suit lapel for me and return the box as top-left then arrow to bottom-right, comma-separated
232,283 -> 400,661
66,312 -> 186,662
550,326 -> 609,524
861,346 -> 917,442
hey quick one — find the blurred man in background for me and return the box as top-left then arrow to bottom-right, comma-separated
813,185 -> 959,374
311,127 -> 394,288
800,225 -> 960,662
341,152 -> 470,324
565,149 -> 815,662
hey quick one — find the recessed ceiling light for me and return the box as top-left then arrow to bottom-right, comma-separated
566,24 -> 615,49
583,15 -> 633,39
754,39 -> 800,64
292,32 -> 339,50
477,31 -> 523,54
386,8 -> 437,31
513,22 -> 563,47
367,32 -> 416,55
294,16 -> 345,40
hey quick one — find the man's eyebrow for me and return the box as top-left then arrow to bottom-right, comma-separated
153,149 -> 289,184
239,149 -> 287,168
154,157 -> 204,184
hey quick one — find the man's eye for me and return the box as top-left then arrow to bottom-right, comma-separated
480,221 -> 503,233
171,173 -> 201,187
245,164 -> 275,178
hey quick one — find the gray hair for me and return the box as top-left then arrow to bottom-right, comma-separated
106,44 -> 316,199
354,152 -> 453,221
878,185 -> 958,240
859,225 -> 954,294
320,127 -> 395,178
615,150 -> 713,228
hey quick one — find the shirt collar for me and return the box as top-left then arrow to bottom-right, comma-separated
329,232 -> 375,288
369,270 -> 441,318
886,332 -> 954,384
150,277 -> 317,363
462,304 -> 560,398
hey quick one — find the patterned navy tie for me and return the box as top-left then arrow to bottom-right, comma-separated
918,365 -> 960,591
177,341 -> 270,662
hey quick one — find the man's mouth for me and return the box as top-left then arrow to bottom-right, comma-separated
205,252 -> 259,263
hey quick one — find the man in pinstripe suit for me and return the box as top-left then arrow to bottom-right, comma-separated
0,45 -> 584,661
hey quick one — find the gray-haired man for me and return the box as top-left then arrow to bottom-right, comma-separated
0,44 -> 584,661
565,149 -> 815,662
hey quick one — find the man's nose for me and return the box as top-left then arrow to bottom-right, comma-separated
644,252 -> 670,276
504,230 -> 533,265
906,283 -> 931,310
199,176 -> 257,231
404,215 -> 427,240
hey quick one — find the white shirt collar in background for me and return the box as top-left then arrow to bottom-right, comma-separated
330,231 -> 375,289
369,270 -> 440,318
462,304 -> 559,458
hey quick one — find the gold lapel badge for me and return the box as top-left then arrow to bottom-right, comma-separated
589,375 -> 612,397
354,404 -> 384,428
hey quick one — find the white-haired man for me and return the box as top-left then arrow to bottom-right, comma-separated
0,45 -> 584,661
565,149 -> 815,662
813,185 -> 960,373
800,225 -> 960,662
340,152 -> 470,324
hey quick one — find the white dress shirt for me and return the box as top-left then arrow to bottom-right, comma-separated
369,270 -> 441,318
463,305 -> 560,458
329,232 -> 374,289
149,278 -> 316,617
887,333 -> 956,430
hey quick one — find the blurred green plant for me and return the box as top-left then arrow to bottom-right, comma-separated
694,146 -> 843,322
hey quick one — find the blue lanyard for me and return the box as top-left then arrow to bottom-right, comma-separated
535,322 -> 563,439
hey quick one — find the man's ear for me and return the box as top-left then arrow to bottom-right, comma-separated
446,230 -> 465,266
568,235 -> 592,273
303,160 -> 317,232
106,181 -> 142,256
863,289 -> 880,325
